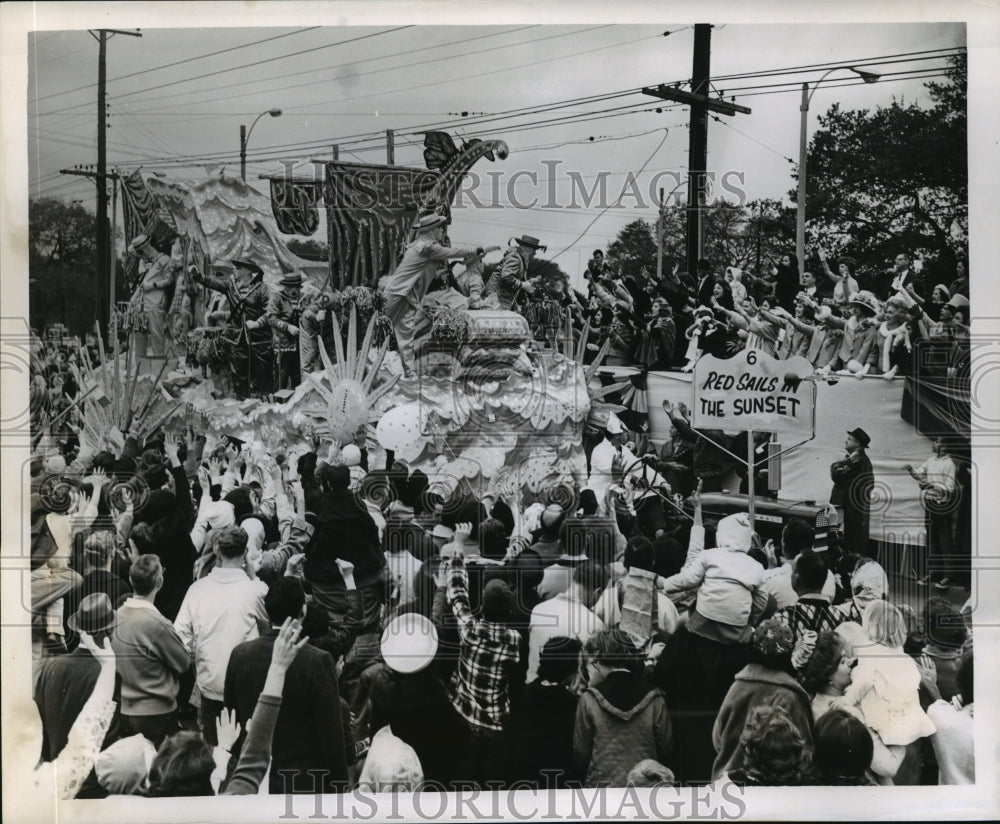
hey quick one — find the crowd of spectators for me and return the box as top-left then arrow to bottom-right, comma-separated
25,422 -> 975,797
557,248 -> 970,380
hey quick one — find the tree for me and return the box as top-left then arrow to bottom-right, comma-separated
605,219 -> 657,279
796,54 -> 967,283
29,198 -> 99,335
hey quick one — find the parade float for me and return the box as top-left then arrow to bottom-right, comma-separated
84,132 -> 616,504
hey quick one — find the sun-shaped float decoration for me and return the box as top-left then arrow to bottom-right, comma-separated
304,305 -> 400,442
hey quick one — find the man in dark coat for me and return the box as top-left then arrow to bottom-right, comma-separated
300,457 -> 385,632
830,427 -> 875,557
224,576 -> 348,795
34,593 -> 122,797
193,258 -> 272,398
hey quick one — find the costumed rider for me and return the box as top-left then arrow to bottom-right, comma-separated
454,247 -> 501,308
483,234 -> 546,311
129,233 -> 178,366
298,282 -> 330,376
267,269 -> 303,391
381,213 -> 483,375
192,258 -> 272,399
587,411 -> 670,517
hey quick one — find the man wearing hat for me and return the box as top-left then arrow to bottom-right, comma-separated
365,613 -> 470,786
381,214 -> 483,374
266,269 -> 303,391
830,427 -> 875,557
129,233 -> 178,365
34,593 -> 122,767
483,234 -> 546,311
193,258 -> 272,398
587,411 -> 670,515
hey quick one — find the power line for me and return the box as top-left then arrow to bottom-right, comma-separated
29,27 -> 321,104
114,99 -> 676,170
110,25 -> 644,117
549,129 -> 670,260
710,46 -> 964,83
93,25 -> 544,115
100,49 -> 960,172
39,52 -> 959,179
36,27 -> 414,114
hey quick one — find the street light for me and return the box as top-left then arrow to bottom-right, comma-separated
795,67 -> 880,274
240,108 -> 282,181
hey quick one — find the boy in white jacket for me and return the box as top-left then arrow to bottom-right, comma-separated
654,491 -> 768,645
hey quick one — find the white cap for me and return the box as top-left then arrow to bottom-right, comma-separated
340,444 -> 362,467
606,412 -> 625,435
381,613 -> 439,674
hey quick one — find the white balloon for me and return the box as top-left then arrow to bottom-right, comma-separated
375,403 -> 425,453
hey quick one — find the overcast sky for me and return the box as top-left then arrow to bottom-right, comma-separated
26,16 -> 966,271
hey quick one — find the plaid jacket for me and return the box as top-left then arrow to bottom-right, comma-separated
774,596 -> 844,642
446,557 -> 521,732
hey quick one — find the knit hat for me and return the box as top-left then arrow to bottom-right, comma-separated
340,444 -> 362,467
358,726 -> 423,792
716,512 -> 753,551
46,455 -> 67,474
95,734 -> 156,795
752,618 -> 795,658
850,559 -> 888,607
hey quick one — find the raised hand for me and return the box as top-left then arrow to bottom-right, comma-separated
215,708 -> 242,752
691,478 -> 703,509
86,467 -> 109,488
271,617 -> 309,672
79,632 -> 116,672
163,432 -> 180,464
285,553 -> 306,580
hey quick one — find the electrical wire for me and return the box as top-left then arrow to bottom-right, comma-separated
36,27 -> 414,114
113,25 -> 652,118
97,25 -> 548,115
710,46 -> 964,83
99,55 -> 958,171
29,27 -> 321,104
549,128 -> 670,261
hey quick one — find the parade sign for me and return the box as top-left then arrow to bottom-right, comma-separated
692,350 -> 816,435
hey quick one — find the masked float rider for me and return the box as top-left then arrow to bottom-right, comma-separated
193,259 -> 272,398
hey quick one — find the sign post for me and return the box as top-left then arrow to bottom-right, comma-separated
692,349 -> 818,533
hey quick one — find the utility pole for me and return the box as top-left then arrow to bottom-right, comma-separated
687,24 -> 710,279
386,129 -> 395,165
97,30 -> 107,331
331,144 -> 340,161
92,28 -> 141,332
643,24 -> 750,277
656,187 -> 665,282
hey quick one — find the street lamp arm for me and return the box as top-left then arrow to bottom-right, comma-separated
244,111 -> 270,145
804,68 -> 841,108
